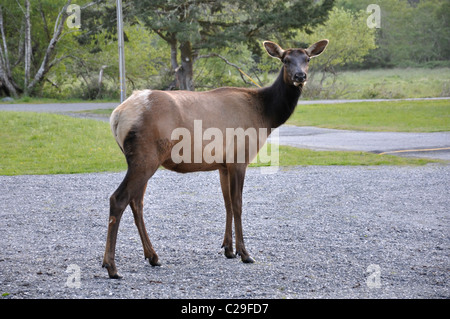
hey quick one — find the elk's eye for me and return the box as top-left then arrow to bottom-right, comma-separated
284,59 -> 290,65
306,57 -> 311,62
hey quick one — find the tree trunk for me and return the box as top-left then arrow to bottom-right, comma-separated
0,67 -> 18,97
176,41 -> 194,91
96,65 -> 107,99
153,33 -> 194,91
169,35 -> 178,71
0,5 -> 18,97
26,0 -> 72,94
24,0 -> 32,94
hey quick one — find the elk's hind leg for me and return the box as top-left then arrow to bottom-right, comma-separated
103,132 -> 162,278
130,178 -> 161,267
103,171 -> 133,279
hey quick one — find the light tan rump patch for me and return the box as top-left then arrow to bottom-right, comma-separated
110,90 -> 152,150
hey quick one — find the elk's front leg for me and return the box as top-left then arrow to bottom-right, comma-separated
219,169 -> 236,259
228,164 -> 255,263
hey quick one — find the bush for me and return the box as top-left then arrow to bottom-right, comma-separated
70,80 -> 119,100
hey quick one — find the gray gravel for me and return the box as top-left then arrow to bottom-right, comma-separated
0,165 -> 448,299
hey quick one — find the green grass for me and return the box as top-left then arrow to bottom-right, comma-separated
304,67 -> 450,100
0,111 -> 442,176
339,67 -> 450,99
249,144 -> 438,167
0,112 -> 126,175
265,145 -> 437,166
288,99 -> 450,132
77,108 -> 115,115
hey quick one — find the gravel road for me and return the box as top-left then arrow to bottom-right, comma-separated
0,165 -> 448,299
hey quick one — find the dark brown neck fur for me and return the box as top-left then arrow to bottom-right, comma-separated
257,68 -> 302,128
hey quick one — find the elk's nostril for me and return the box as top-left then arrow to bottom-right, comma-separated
294,73 -> 306,82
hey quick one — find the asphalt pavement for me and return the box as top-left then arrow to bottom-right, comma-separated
271,126 -> 450,160
0,102 -> 117,113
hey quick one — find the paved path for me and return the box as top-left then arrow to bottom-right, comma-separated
272,126 -> 450,160
1,99 -> 449,161
0,102 -> 117,113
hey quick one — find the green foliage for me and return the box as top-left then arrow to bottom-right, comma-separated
336,0 -> 450,67
297,7 -> 377,71
48,19 -> 172,99
0,0 -> 101,97
2,0 -> 447,98
194,44 -> 261,89
131,0 -> 333,51
408,0 -> 450,64
127,0 -> 333,90
292,6 -> 376,98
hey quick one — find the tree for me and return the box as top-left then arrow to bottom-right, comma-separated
129,0 -> 334,90
294,6 -> 377,98
56,20 -> 172,99
408,0 -> 450,63
0,0 -> 101,97
297,7 -> 376,74
336,0 -> 449,67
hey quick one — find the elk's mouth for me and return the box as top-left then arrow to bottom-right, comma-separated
293,81 -> 306,87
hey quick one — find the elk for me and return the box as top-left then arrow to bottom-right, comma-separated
103,39 -> 329,278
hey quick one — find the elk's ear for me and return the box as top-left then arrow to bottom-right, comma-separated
305,39 -> 329,58
263,41 -> 285,60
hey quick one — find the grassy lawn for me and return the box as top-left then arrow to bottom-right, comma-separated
339,67 -> 450,99
250,144 -> 436,167
304,67 -> 450,100
288,99 -> 450,132
0,112 -> 126,175
0,111 -> 441,176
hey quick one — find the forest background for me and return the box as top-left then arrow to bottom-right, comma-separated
0,0 -> 448,101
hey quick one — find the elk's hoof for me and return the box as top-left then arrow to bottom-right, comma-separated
241,255 -> 255,263
222,245 -> 236,259
225,252 -> 236,259
236,251 -> 255,263
148,258 -> 161,267
109,273 -> 122,279
103,264 -> 122,279
224,249 -> 237,259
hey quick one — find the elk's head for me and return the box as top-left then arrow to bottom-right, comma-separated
264,40 -> 329,87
